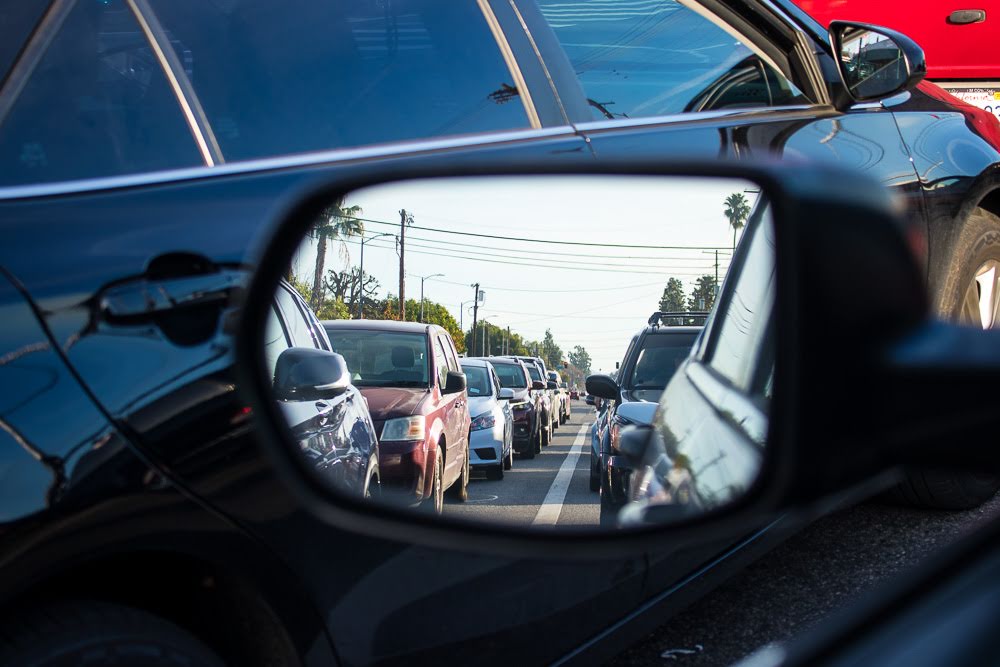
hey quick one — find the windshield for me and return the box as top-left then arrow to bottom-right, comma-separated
324,329 -> 429,388
462,365 -> 492,397
493,363 -> 527,389
629,334 -> 698,389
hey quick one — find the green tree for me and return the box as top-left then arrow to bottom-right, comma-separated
724,192 -> 751,251
310,197 -> 364,311
658,277 -> 687,314
568,345 -> 592,376
688,274 -> 718,313
379,296 -> 465,353
541,329 -> 563,370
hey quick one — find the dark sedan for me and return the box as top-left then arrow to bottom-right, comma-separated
2,0 -> 1000,664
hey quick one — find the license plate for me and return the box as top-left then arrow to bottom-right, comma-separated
942,85 -> 1000,120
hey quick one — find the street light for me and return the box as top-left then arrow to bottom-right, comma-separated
418,273 -> 444,323
357,232 -> 394,318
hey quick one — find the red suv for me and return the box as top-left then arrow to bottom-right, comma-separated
793,1 -> 1000,118
322,320 -> 471,513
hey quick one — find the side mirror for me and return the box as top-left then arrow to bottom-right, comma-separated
829,21 -> 926,103
546,380 -> 558,390
444,370 -> 467,394
498,387 -> 514,400
273,347 -> 351,401
585,374 -> 619,401
531,380 -> 545,391
585,395 -> 596,406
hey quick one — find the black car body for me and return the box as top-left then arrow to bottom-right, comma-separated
2,0 -> 1000,664
587,315 -> 704,524
269,282 -> 380,499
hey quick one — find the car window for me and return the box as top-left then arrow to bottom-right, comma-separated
148,0 -> 532,162
706,205 -> 776,393
264,306 -> 290,381
494,363 -> 528,389
434,338 -> 449,389
441,335 -> 461,372
0,1 -> 202,186
325,329 -> 429,387
462,365 -> 492,397
630,333 -> 698,389
274,286 -> 320,349
538,0 -> 808,121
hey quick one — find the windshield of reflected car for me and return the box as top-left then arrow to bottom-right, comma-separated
324,330 -> 429,387
462,365 -> 492,397
630,334 -> 698,389
493,363 -> 527,389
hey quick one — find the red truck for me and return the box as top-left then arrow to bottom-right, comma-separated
793,1 -> 1000,118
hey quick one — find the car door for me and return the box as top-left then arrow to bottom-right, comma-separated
437,333 -> 468,485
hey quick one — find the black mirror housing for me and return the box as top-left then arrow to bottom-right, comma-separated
444,370 -> 467,394
829,21 -> 926,105
546,380 -> 558,390
586,374 -> 619,401
273,347 -> 350,401
531,380 -> 545,391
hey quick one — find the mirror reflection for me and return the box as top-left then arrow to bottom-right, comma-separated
836,26 -> 908,100
267,175 -> 773,529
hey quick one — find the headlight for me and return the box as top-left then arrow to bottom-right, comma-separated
381,416 -> 426,441
471,412 -> 496,431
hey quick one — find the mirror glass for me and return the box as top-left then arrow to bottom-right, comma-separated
835,26 -> 909,100
265,175 -> 773,530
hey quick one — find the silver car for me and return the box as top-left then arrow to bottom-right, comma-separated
461,359 -> 514,480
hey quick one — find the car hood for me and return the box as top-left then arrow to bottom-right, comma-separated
359,386 -> 430,421
468,395 -> 496,417
617,400 -> 659,426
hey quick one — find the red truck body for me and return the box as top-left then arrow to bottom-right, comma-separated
792,1 -> 1000,116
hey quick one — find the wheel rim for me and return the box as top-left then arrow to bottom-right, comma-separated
961,260 -> 1000,329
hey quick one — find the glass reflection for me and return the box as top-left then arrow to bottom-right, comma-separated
267,176 -> 774,530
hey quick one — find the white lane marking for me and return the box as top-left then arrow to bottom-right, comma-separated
532,422 -> 588,526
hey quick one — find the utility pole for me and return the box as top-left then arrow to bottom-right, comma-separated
357,232 -> 392,318
418,273 -> 444,323
470,283 -> 480,355
398,209 -> 412,320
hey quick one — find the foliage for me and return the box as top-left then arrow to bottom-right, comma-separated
688,274 -> 718,313
325,267 -> 381,318
568,345 -> 592,376
380,295 -> 465,353
541,329 -> 563,370
724,192 -> 751,250
658,277 -> 687,314
284,276 -> 349,321
310,197 -> 364,310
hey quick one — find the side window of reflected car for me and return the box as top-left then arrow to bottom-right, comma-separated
274,285 -> 320,349
148,0 -> 534,162
264,306 -> 290,381
705,206 -> 776,394
538,0 -> 809,121
433,338 -> 450,389
0,1 -> 202,186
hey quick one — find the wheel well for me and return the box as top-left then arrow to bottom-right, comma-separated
6,552 -> 301,666
978,189 -> 1000,221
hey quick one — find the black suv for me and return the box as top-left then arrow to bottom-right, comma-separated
586,312 -> 706,525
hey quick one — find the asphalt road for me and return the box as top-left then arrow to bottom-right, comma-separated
444,402 -> 599,527
607,490 -> 1000,666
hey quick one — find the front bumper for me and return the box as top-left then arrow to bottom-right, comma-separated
470,422 -> 506,467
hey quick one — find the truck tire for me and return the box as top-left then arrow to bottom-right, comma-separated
892,207 -> 1000,509
0,600 -> 224,667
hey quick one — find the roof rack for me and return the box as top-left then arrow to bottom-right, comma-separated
648,311 -> 709,327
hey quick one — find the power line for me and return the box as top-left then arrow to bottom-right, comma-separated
357,216 -> 731,250
349,240 -> 725,276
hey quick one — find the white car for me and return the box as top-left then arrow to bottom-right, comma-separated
461,358 -> 514,480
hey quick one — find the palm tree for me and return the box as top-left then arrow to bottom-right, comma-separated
723,192 -> 751,251
310,197 -> 364,311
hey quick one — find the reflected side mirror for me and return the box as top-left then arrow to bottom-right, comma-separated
273,347 -> 351,401
531,380 -> 545,391
498,387 -> 514,400
546,380 -> 558,390
444,371 -> 466,394
586,374 -> 619,401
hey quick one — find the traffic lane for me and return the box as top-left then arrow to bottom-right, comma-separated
608,492 -> 1000,666
444,406 -> 598,527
